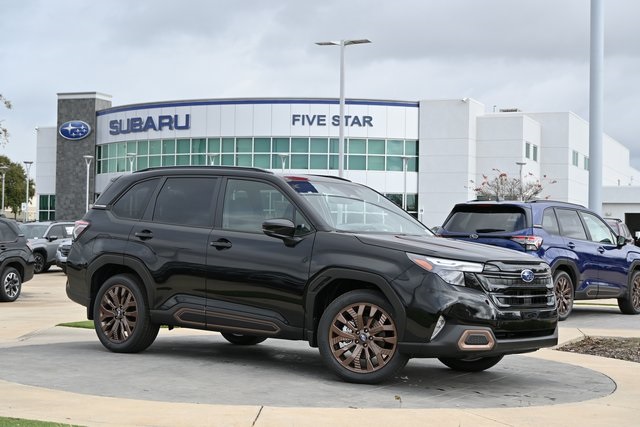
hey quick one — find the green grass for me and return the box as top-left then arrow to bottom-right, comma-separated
0,417 -> 83,426
57,320 -> 93,329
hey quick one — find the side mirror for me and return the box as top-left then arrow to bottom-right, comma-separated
617,235 -> 627,247
262,219 -> 302,247
48,235 -> 58,242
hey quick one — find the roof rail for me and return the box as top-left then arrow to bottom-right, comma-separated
136,165 -> 273,174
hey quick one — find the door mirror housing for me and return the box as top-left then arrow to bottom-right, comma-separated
262,219 -> 302,246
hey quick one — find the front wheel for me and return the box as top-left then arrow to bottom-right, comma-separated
554,271 -> 574,321
318,290 -> 408,384
0,267 -> 22,302
221,333 -> 267,345
438,355 -> 504,372
618,270 -> 640,314
93,274 -> 159,353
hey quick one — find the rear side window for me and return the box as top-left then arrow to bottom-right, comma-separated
556,209 -> 587,240
542,208 -> 560,235
0,222 -> 17,242
112,178 -> 160,220
444,206 -> 527,233
152,177 -> 218,227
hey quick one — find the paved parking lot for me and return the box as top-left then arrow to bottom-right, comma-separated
1,270 -> 640,426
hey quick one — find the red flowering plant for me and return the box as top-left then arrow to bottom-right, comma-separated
469,169 -> 557,201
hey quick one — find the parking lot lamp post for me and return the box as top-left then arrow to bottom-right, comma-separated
23,161 -> 33,222
316,39 -> 371,177
402,156 -> 409,210
83,156 -> 93,212
0,165 -> 8,215
126,153 -> 137,173
516,161 -> 526,200
278,154 -> 289,174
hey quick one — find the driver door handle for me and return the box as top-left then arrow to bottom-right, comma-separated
211,239 -> 232,250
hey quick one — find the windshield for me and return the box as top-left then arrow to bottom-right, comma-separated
19,224 -> 49,239
288,178 -> 430,235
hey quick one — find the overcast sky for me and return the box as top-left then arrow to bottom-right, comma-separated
1,0 -> 639,175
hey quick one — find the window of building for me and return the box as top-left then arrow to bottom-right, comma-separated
583,156 -> 589,170
38,194 -> 56,221
572,150 -> 579,167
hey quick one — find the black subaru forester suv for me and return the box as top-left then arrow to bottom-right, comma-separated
66,167 -> 557,383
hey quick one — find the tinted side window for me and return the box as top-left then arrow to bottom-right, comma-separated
556,209 -> 587,240
48,224 -> 66,238
580,212 -> 615,244
222,179 -> 309,234
153,177 -> 217,227
542,208 -> 560,235
0,222 -> 17,242
112,178 -> 160,220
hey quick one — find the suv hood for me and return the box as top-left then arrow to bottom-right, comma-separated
355,233 -> 541,264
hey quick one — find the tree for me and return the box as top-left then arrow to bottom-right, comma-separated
469,169 -> 557,201
0,94 -> 11,146
0,155 -> 36,220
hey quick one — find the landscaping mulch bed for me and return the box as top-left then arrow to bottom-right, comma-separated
558,337 -> 640,363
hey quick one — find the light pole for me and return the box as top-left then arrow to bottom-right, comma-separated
316,39 -> 371,178
516,161 -> 526,200
401,156 -> 410,210
126,152 -> 137,173
0,165 -> 8,216
278,154 -> 289,174
208,154 -> 219,166
23,161 -> 33,222
83,155 -> 93,212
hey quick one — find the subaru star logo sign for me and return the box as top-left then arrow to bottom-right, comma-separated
520,269 -> 535,283
59,120 -> 91,140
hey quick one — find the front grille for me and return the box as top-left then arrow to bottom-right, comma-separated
59,246 -> 71,256
469,261 -> 555,309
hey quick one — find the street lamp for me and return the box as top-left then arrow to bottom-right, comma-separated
401,156 -> 410,210
516,161 -> 526,200
316,38 -> 371,178
208,154 -> 219,166
83,155 -> 94,212
23,161 -> 33,222
0,165 -> 8,215
278,154 -> 289,174
126,152 -> 137,173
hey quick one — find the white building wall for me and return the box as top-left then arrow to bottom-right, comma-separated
419,99 -> 482,227
35,126 -> 57,195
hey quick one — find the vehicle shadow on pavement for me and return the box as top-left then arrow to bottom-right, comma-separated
0,332 -> 615,409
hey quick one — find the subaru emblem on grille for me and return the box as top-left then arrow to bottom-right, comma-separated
520,269 -> 535,282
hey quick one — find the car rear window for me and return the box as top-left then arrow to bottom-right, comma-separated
443,206 -> 528,233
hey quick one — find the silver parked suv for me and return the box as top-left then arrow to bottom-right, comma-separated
19,221 -> 74,273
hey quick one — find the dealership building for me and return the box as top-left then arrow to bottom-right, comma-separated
35,92 -> 640,232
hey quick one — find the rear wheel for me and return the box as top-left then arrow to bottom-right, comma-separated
554,271 -> 574,321
318,290 -> 408,384
618,270 -> 640,314
221,333 -> 267,345
438,355 -> 504,372
0,267 -> 21,302
33,252 -> 46,274
93,274 -> 159,353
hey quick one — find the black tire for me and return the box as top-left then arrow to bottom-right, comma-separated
618,270 -> 640,315
93,274 -> 159,353
33,252 -> 46,274
0,267 -> 22,302
317,290 -> 408,384
438,355 -> 504,372
554,270 -> 574,321
221,333 -> 267,345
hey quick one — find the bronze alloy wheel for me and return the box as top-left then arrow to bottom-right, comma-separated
632,274 -> 640,309
328,301 -> 399,373
554,271 -> 573,320
98,284 -> 139,343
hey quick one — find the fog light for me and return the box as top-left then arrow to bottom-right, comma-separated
430,315 -> 446,340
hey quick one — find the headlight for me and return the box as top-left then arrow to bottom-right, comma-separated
407,253 -> 484,286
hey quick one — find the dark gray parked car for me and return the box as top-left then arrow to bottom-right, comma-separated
19,221 -> 74,273
0,218 -> 35,302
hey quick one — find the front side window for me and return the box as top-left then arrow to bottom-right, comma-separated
580,212 -> 616,244
222,179 -> 309,234
0,222 -> 17,242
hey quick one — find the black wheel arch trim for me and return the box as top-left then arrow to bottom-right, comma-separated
304,267 -> 407,345
85,254 -> 156,319
550,259 -> 579,285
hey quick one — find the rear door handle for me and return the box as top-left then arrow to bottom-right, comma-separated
210,239 -> 232,250
134,230 -> 154,240
598,247 -> 605,254
567,242 -> 575,249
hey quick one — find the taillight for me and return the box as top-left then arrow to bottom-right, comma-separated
73,220 -> 90,240
510,235 -> 543,251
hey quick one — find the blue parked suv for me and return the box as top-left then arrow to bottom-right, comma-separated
438,200 -> 640,320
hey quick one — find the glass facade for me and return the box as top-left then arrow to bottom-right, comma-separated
96,137 -> 419,174
38,194 -> 56,221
